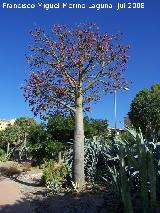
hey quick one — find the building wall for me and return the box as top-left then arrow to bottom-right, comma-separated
0,119 -> 16,131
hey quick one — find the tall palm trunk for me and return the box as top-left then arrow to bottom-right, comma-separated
73,94 -> 85,189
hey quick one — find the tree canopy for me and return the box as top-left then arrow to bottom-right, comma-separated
46,115 -> 109,142
0,125 -> 20,145
128,83 -> 160,142
0,117 -> 36,147
22,23 -> 129,118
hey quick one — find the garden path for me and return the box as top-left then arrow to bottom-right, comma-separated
0,177 -> 33,213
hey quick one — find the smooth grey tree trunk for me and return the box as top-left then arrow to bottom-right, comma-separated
58,151 -> 62,164
7,142 -> 10,156
24,133 -> 27,148
73,94 -> 85,189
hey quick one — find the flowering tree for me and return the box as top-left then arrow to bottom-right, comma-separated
22,23 -> 129,189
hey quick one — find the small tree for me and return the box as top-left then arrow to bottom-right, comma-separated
128,84 -> 160,142
89,118 -> 109,138
0,125 -> 20,155
14,117 -> 36,147
47,115 -> 74,143
22,23 -> 129,189
28,123 -> 66,165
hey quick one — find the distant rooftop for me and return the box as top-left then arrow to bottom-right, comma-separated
0,119 -> 16,130
0,118 -> 16,122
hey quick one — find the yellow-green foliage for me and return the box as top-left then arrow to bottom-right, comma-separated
42,160 -> 68,183
0,148 -> 8,162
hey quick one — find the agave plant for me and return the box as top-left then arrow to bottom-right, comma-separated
65,129 -> 157,212
64,137 -> 110,183
106,128 -> 157,212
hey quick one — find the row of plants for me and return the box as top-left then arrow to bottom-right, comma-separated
0,119 -> 159,212
41,129 -> 159,212
0,115 -> 109,165
1,116 -> 159,212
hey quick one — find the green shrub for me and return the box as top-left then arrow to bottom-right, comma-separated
0,148 -> 8,162
0,148 -> 5,156
28,124 -> 68,165
42,160 -> 68,193
29,139 -> 67,165
42,160 -> 68,182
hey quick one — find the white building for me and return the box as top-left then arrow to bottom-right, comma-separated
0,118 -> 16,131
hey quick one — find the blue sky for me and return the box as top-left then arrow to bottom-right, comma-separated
0,0 -> 160,128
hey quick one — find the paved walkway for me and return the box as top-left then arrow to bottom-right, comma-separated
0,177 -> 32,213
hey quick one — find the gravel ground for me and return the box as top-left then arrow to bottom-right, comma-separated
16,178 -> 117,213
0,162 -> 117,213
0,177 -> 33,213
